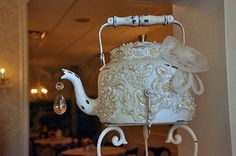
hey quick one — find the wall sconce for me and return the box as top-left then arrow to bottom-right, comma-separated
30,88 -> 38,94
0,67 -> 9,87
30,86 -> 48,99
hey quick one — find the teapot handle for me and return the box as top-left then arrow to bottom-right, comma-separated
98,15 -> 185,70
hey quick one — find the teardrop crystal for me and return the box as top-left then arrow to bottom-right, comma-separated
55,82 -> 64,91
53,94 -> 67,115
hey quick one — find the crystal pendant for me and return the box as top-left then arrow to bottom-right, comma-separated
55,82 -> 64,91
53,94 -> 67,115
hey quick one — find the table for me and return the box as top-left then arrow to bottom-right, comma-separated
34,137 -> 74,147
34,137 -> 76,156
62,146 -> 127,156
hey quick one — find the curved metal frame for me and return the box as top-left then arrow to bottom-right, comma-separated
97,126 -> 128,156
98,15 -> 186,70
165,124 -> 198,156
97,124 -> 198,156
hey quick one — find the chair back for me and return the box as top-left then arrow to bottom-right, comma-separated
148,147 -> 171,156
125,147 -> 139,156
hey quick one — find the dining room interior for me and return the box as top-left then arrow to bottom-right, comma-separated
0,0 -> 234,156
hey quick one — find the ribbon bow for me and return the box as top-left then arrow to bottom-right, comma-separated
161,36 -> 209,95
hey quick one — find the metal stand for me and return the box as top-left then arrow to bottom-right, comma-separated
143,125 -> 150,156
97,92 -> 198,156
166,124 -> 198,156
97,126 -> 128,156
97,124 -> 198,156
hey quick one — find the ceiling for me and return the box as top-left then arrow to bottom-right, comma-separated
28,0 -> 173,66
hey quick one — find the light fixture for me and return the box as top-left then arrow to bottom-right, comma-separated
40,32 -> 47,39
28,30 -> 48,39
0,68 -> 5,80
30,85 -> 48,99
0,67 -> 9,87
41,88 -> 48,94
30,88 -> 38,94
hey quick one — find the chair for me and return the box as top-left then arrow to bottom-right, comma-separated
148,147 -> 171,156
29,138 -> 36,156
71,137 -> 82,148
35,144 -> 54,156
54,144 -> 70,156
125,147 -> 139,156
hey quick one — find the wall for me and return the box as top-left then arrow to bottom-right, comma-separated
224,0 -> 236,155
173,0 -> 232,156
0,0 -> 28,155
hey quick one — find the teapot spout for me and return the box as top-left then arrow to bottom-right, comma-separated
61,69 -> 97,116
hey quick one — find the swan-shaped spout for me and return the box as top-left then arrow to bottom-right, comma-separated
61,69 -> 97,116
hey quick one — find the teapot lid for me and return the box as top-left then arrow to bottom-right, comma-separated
110,41 -> 170,61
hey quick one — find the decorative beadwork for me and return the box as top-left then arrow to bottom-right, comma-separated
96,41 -> 195,123
110,42 -> 167,61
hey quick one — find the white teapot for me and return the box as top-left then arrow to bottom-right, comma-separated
59,15 -> 208,126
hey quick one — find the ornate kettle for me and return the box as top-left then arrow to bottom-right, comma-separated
58,15 -> 208,126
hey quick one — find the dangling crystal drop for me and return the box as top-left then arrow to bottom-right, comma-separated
53,94 -> 67,115
55,82 -> 64,91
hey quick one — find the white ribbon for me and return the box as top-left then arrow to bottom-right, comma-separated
171,71 -> 193,94
162,36 -> 208,94
172,45 -> 209,73
192,73 -> 204,95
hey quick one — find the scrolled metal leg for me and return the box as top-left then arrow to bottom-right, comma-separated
97,126 -> 128,156
165,124 -> 198,156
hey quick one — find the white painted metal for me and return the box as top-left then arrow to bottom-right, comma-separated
61,28 -> 208,124
143,125 -> 150,156
166,124 -> 198,156
139,15 -> 175,26
107,16 -> 139,27
106,15 -> 174,27
61,43 -> 201,124
99,15 -> 186,68
97,126 -> 128,156
96,124 -> 198,156
61,69 -> 97,115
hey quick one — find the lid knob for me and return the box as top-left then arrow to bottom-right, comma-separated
138,34 -> 147,42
